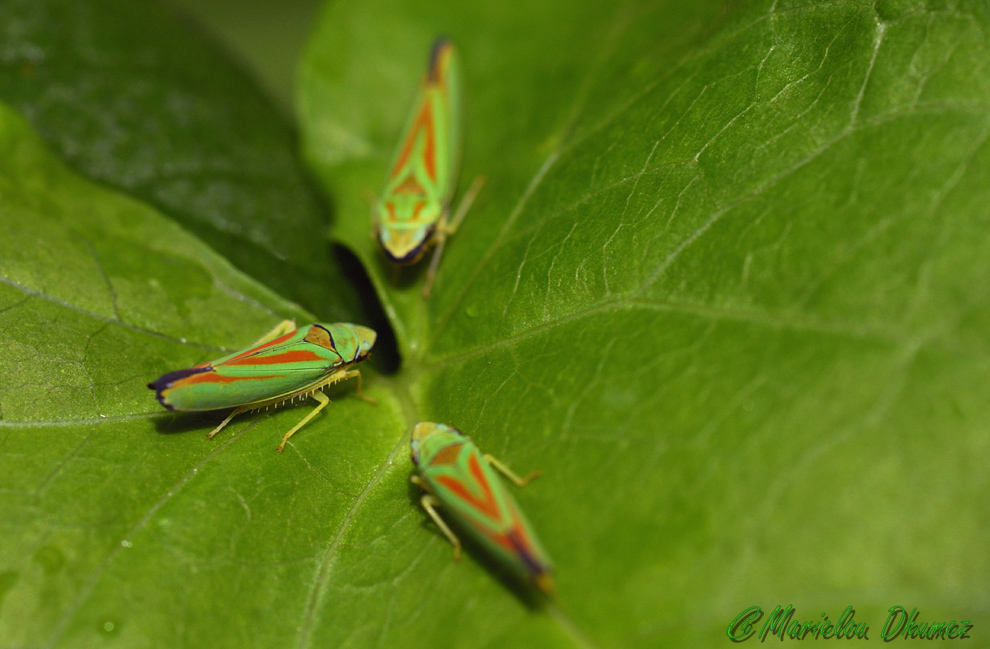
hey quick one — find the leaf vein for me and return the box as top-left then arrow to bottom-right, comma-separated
43,419 -> 261,648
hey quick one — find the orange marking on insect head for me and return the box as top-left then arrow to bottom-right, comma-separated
428,442 -> 464,466
303,326 -> 338,352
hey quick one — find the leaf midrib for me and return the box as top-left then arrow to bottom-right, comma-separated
289,9 -> 643,644
292,372 -> 419,649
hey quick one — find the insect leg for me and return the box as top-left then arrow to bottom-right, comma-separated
422,176 -> 486,298
276,390 -> 330,453
483,453 -> 540,487
420,494 -> 461,561
249,319 -> 297,347
422,234 -> 447,299
361,188 -> 379,209
207,406 -> 246,439
446,175 -> 486,235
363,190 -> 379,241
342,369 -> 377,405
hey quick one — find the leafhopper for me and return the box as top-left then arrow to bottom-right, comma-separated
410,422 -> 554,593
148,320 -> 376,452
373,37 -> 485,298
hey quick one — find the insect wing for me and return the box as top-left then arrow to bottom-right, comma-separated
424,441 -> 552,581
209,327 -> 342,375
376,39 -> 462,264
421,37 -> 460,203
387,38 -> 460,205
153,327 -> 343,412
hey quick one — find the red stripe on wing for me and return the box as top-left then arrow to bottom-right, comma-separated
468,490 -> 548,576
223,350 -> 327,366
435,453 -> 502,521
223,331 -> 298,364
391,100 -> 436,182
467,520 -> 536,565
172,371 -> 281,387
393,175 -> 426,195
473,521 -> 546,577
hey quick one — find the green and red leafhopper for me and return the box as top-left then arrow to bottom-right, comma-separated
410,422 -> 554,594
149,320 -> 376,452
373,37 -> 485,298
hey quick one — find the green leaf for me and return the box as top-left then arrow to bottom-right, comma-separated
298,0 -> 990,646
165,0 -> 326,114
0,0 -> 359,322
0,103 -> 406,647
3,0 -> 989,647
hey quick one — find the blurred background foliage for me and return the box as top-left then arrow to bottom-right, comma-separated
166,0 -> 323,114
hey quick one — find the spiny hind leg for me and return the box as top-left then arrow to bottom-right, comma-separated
484,453 -> 540,487
276,390 -> 330,453
419,493 -> 461,560
207,406 -> 247,440
250,319 -> 297,346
